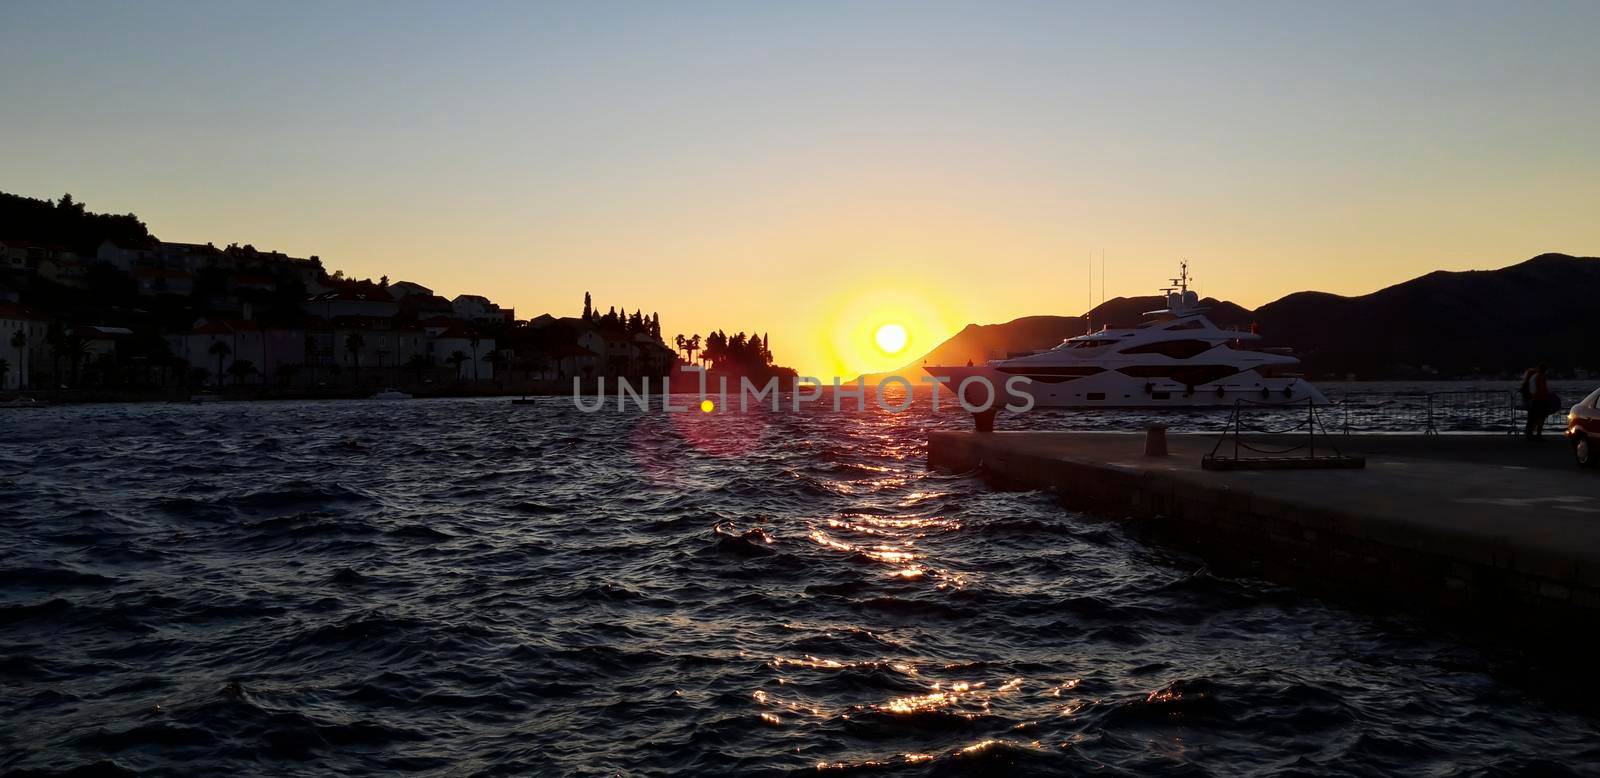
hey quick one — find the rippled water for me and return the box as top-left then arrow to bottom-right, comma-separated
3,392 -> 1598,776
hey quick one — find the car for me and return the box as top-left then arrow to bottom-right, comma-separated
1567,387 -> 1600,468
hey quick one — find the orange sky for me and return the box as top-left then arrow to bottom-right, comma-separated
4,3 -> 1597,376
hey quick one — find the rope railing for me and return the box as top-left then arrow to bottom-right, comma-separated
1204,398 -> 1360,469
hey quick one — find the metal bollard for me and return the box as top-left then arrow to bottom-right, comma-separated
1144,423 -> 1168,456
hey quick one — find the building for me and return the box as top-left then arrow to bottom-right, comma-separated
451,294 -> 510,324
74,326 -> 134,359
429,324 -> 496,381
133,267 -> 195,296
0,303 -> 47,391
3,240 -> 76,274
324,316 -> 425,373
96,240 -> 158,272
227,273 -> 277,294
157,241 -> 223,271
399,293 -> 454,320
634,333 -> 678,375
169,319 -> 306,386
39,255 -> 89,288
387,281 -> 433,300
549,343 -> 600,379
304,286 -> 399,319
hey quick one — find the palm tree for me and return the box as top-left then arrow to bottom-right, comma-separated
447,350 -> 469,381
468,336 -> 481,382
303,333 -> 318,386
60,333 -> 91,387
9,330 -> 26,390
207,341 -> 232,388
345,332 -> 365,386
404,354 -> 431,384
45,321 -> 64,384
226,359 -> 257,387
484,350 -> 506,387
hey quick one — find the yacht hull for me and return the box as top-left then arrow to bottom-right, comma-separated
923,365 -> 1327,409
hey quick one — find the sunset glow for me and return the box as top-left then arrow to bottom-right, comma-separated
874,323 -> 909,355
3,5 -> 1594,377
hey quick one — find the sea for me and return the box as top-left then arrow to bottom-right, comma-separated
3,381 -> 1598,776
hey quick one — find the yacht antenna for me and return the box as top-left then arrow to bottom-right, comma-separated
1086,251 -> 1093,335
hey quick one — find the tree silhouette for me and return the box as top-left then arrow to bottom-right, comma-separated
345,332 -> 365,385
207,340 -> 232,388
469,335 -> 481,382
404,354 -> 431,384
275,363 -> 300,387
303,333 -> 318,386
684,334 -> 701,366
44,322 -> 64,383
9,330 -> 25,390
226,359 -> 257,387
447,350 -> 469,380
583,292 -> 592,321
484,350 -> 506,387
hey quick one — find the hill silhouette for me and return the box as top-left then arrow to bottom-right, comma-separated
862,254 -> 1600,381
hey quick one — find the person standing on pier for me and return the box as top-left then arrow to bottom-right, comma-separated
1521,364 -> 1552,439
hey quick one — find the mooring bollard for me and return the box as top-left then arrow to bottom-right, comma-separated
974,407 -> 999,433
1144,423 -> 1168,456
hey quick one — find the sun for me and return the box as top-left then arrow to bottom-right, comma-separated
874,323 -> 909,355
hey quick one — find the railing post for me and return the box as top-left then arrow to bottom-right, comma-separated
1308,397 -> 1315,458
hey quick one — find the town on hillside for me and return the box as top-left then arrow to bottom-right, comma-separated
0,192 -> 793,398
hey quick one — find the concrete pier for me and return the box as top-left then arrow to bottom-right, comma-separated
929,432 -> 1600,632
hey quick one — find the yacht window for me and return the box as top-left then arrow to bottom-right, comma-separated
1118,339 -> 1214,359
1165,320 -> 1206,330
1069,340 -> 1113,349
1086,392 -> 1105,400
1119,365 -> 1242,385
999,366 -> 1104,376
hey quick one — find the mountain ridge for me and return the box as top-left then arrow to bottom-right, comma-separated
859,254 -> 1600,382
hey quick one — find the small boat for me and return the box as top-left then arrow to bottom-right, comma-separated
370,388 -> 412,400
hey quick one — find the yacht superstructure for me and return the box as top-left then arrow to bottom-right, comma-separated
924,264 -> 1326,408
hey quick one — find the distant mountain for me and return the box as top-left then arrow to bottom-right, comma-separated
861,254 -> 1600,382
1254,253 -> 1600,378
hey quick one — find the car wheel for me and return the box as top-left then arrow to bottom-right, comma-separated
1577,434 -> 1595,468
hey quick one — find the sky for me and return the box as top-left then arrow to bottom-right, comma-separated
2,1 -> 1597,376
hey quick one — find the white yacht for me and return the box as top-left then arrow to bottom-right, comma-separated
925,264 -> 1327,408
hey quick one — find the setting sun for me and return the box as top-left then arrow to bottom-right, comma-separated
874,323 -> 909,355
